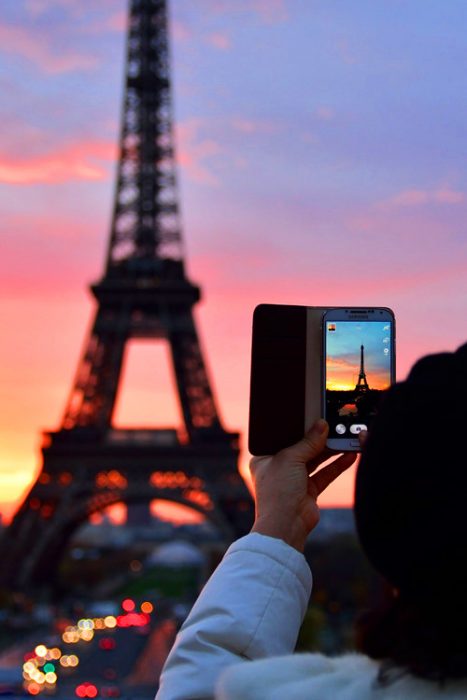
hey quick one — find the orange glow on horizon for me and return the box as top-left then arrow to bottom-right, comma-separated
150,499 -> 205,525
326,376 -> 391,392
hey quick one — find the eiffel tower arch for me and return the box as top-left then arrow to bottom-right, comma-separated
0,0 -> 253,593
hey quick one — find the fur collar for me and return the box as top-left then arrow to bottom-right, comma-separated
217,652 -> 467,700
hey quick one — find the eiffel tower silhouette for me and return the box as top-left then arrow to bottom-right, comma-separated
0,0 -> 253,593
355,345 -> 370,393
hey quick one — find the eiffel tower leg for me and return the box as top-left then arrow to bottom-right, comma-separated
169,310 -> 221,436
63,308 -> 128,430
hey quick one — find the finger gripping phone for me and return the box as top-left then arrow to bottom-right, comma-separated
323,307 -> 396,451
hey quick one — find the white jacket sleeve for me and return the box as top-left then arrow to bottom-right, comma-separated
156,532 -> 312,700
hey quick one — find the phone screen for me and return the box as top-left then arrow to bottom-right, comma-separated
325,320 -> 393,439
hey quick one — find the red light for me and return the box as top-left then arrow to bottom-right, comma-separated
28,683 -> 41,695
76,683 -> 98,698
99,638 -> 116,650
116,612 -> 149,628
121,598 -> 135,612
24,652 -> 36,661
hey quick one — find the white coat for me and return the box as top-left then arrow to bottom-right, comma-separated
156,533 -> 467,699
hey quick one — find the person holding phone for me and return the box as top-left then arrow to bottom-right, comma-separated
156,343 -> 467,700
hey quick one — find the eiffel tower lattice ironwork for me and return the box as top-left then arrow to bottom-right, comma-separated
355,345 -> 370,393
0,0 -> 253,593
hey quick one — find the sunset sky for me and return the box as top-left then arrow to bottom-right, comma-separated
1,0 -> 467,523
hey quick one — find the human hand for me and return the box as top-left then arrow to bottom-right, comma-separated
358,429 -> 368,447
250,420 -> 358,552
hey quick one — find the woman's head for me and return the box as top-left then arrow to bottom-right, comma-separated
354,342 -> 467,680
355,342 -> 467,597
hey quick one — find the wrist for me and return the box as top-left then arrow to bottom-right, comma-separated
251,517 -> 308,553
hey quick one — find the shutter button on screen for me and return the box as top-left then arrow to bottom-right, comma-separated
350,424 -> 367,434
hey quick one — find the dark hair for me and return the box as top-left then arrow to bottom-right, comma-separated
354,343 -> 467,682
356,590 -> 467,683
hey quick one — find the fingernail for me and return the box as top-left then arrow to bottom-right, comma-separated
314,419 -> 327,434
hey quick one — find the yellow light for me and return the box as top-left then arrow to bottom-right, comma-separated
62,632 -> 71,643
44,672 -> 57,684
34,645 -> 47,658
50,647 -> 62,659
104,615 -> 117,628
69,655 -> 79,667
35,672 -> 45,684
93,618 -> 105,629
141,601 -> 153,614
79,629 -> 94,642
62,626 -> 80,644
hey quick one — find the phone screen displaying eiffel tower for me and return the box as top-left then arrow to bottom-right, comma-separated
325,321 -> 393,438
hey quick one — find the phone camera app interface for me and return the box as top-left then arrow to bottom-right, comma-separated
325,321 -> 392,436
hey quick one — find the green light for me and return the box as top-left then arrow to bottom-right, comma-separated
43,663 -> 55,673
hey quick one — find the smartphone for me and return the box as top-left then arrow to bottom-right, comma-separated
323,307 -> 396,451
248,304 -> 326,455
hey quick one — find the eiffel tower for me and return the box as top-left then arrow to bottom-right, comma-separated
355,344 -> 370,393
0,0 -> 253,593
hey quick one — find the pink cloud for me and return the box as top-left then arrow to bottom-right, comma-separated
434,187 -> 465,204
380,186 -> 465,209
335,38 -> 359,65
82,10 -> 127,34
314,106 -> 335,121
0,140 -> 117,185
25,0 -> 116,19
249,0 -> 288,23
0,23 -> 98,73
107,10 -> 127,32
172,20 -> 192,43
390,189 -> 430,206
25,0 -> 79,16
203,0 -> 288,24
175,119 -> 222,186
231,117 -> 281,134
205,32 -> 232,51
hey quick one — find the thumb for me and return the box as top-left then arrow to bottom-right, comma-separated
284,419 -> 329,462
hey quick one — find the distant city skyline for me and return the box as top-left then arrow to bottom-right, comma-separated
1,0 -> 466,520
